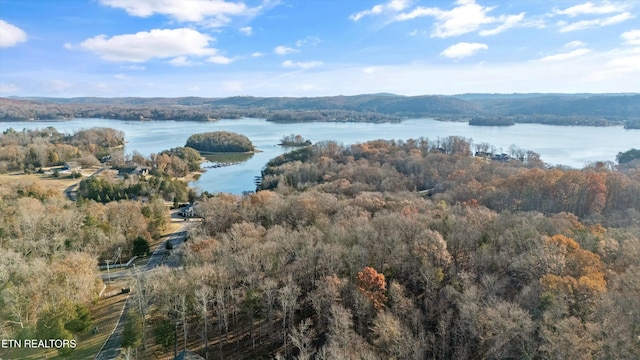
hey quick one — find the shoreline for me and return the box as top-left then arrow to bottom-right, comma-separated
196,149 -> 263,155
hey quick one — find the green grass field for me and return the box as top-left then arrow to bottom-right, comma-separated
2,288 -> 129,360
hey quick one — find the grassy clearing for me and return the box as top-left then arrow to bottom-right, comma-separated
1,291 -> 129,360
0,166 -> 100,196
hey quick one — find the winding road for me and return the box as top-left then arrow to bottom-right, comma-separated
95,215 -> 197,360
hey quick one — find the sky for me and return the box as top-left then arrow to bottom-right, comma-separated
0,0 -> 639,97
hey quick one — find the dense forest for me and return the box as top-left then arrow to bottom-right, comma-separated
126,138 -> 638,359
2,125 -> 640,359
2,93 -> 639,126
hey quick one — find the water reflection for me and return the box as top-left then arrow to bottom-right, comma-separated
201,152 -> 254,165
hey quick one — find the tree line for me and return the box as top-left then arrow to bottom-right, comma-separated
259,137 -> 640,221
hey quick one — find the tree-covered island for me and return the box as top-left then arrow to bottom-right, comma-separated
185,131 -> 255,153
279,134 -> 312,146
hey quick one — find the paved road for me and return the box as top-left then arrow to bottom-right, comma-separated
95,220 -> 194,360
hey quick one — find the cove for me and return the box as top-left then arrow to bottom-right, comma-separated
2,118 -> 637,194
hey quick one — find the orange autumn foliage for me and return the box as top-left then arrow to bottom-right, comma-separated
357,266 -> 388,310
541,234 -> 607,299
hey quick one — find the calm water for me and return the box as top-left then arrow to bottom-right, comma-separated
2,118 -> 638,193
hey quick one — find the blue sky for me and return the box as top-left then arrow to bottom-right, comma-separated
0,0 -> 639,97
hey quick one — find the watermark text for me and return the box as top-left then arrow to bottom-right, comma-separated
1,338 -> 77,349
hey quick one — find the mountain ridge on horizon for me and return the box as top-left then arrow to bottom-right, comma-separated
6,92 -> 639,102
2,93 -> 639,127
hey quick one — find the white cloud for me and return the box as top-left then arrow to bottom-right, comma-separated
588,47 -> 640,81
239,26 -> 253,36
208,55 -> 233,64
393,0 -> 525,38
554,2 -> 627,17
606,54 -> 640,72
350,0 -> 411,21
565,40 -> 587,48
169,56 -> 195,67
79,28 -> 216,62
251,52 -> 265,57
352,4 -> 384,21
558,12 -> 634,32
282,60 -> 323,69
274,45 -> 298,55
0,20 -> 27,47
272,37 -> 320,59
440,42 -> 488,59
479,13 -> 525,36
622,29 -> 640,46
99,0 -> 262,26
538,48 -> 592,62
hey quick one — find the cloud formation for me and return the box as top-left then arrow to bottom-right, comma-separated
350,0 -> 412,21
440,42 -> 488,58
479,13 -> 525,36
392,0 -> 525,38
0,20 -> 27,47
552,1 -> 634,32
538,48 -> 592,62
79,28 -> 216,62
274,45 -> 298,55
99,0 -> 262,26
169,56 -> 195,67
282,60 -> 323,69
558,12 -> 634,32
564,40 -> 587,48
621,29 -> 640,46
554,1 -> 627,17
208,55 -> 233,64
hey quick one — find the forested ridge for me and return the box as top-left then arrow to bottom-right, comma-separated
2,130 -> 640,359
136,138 -> 637,358
2,93 -> 639,126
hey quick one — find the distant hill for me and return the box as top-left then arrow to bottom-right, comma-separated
471,94 -> 640,116
2,93 -> 639,125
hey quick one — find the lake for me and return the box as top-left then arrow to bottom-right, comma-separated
2,118 -> 638,194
